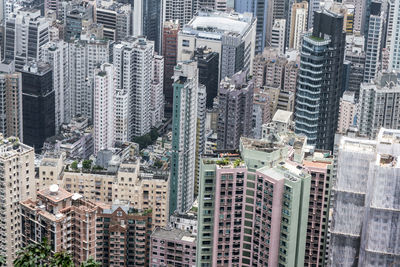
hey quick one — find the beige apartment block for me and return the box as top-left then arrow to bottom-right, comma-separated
0,135 -> 36,265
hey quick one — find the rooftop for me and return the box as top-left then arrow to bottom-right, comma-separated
272,110 -> 293,124
38,184 -> 73,203
152,227 -> 196,243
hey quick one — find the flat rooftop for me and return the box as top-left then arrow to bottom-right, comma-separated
38,185 -> 73,203
152,227 -> 196,243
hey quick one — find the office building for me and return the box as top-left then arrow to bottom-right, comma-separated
96,1 -> 131,41
217,71 -> 254,150
142,0 -> 162,53
234,0 -> 272,53
4,8 -> 49,71
96,202 -> 153,266
290,1 -> 308,51
329,128 -> 400,266
197,137 -> 311,267
271,19 -> 286,55
64,2 -> 94,40
93,63 -> 115,154
150,227 -> 196,267
193,47 -> 219,108
337,91 -> 357,134
195,0 -> 227,11
169,61 -> 198,215
177,10 -> 256,80
0,72 -> 23,140
295,9 -> 346,150
22,62 -> 55,153
358,71 -> 400,138
20,186 -> 98,266
113,37 -> 154,139
162,20 -> 179,111
0,136 -> 35,265
363,1 -> 384,83
42,40 -> 70,131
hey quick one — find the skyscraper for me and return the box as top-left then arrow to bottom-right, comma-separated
169,61 -> 198,215
0,136 -> 35,264
4,9 -> 49,71
151,55 -> 165,127
363,1 -> 384,83
329,128 -> 400,266
142,0 -> 162,53
295,9 -> 346,150
234,0 -> 271,53
217,71 -> 254,150
289,1 -> 308,51
345,34 -> 365,99
358,71 -> 400,138
0,72 -> 23,140
93,63 -> 115,154
388,0 -> 400,70
113,37 -> 154,139
271,19 -> 286,55
163,0 -> 194,26
22,62 -> 55,152
96,1 -> 131,41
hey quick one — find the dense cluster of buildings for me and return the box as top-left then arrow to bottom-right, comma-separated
0,0 -> 399,266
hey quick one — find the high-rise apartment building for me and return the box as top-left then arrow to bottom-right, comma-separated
113,37 -> 154,138
329,128 -> 400,266
169,61 -> 198,215
177,10 -> 256,81
0,136 -> 35,265
93,63 -> 115,154
96,202 -> 153,266
4,8 -> 49,71
64,3 -> 94,40
69,37 -> 109,121
195,0 -> 227,11
363,1 -> 384,83
162,20 -> 179,112
150,55 -> 164,128
20,185 -> 98,266
295,9 -> 346,150
115,89 -> 129,143
22,62 -> 55,152
388,0 -> 400,70
290,1 -> 308,51
197,136 -> 311,267
96,1 -> 131,41
0,72 -> 23,140
234,0 -> 271,53
337,91 -> 357,134
42,40 -> 70,131
308,0 -> 322,30
217,71 -> 253,150
358,71 -> 400,138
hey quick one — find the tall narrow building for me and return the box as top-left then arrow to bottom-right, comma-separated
289,1 -> 308,50
163,0 -> 193,26
0,72 -> 23,140
93,63 -> 115,154
22,62 -> 55,152
169,61 -> 198,215
295,9 -> 346,150
389,0 -> 400,70
217,71 -> 254,150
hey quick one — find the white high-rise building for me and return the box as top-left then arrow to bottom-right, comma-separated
4,9 -> 49,71
69,38 -> 109,120
271,19 -> 286,55
169,61 -> 199,215
308,0 -> 322,30
93,63 -> 115,153
113,37 -> 154,139
358,71 -> 400,138
42,40 -> 70,131
151,55 -> 165,128
0,136 -> 36,265
115,89 -> 129,143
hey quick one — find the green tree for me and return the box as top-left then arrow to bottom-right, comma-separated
70,161 -> 78,170
14,238 -> 52,267
82,160 -> 92,170
80,258 -> 101,267
0,255 -> 6,266
51,251 -> 74,267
